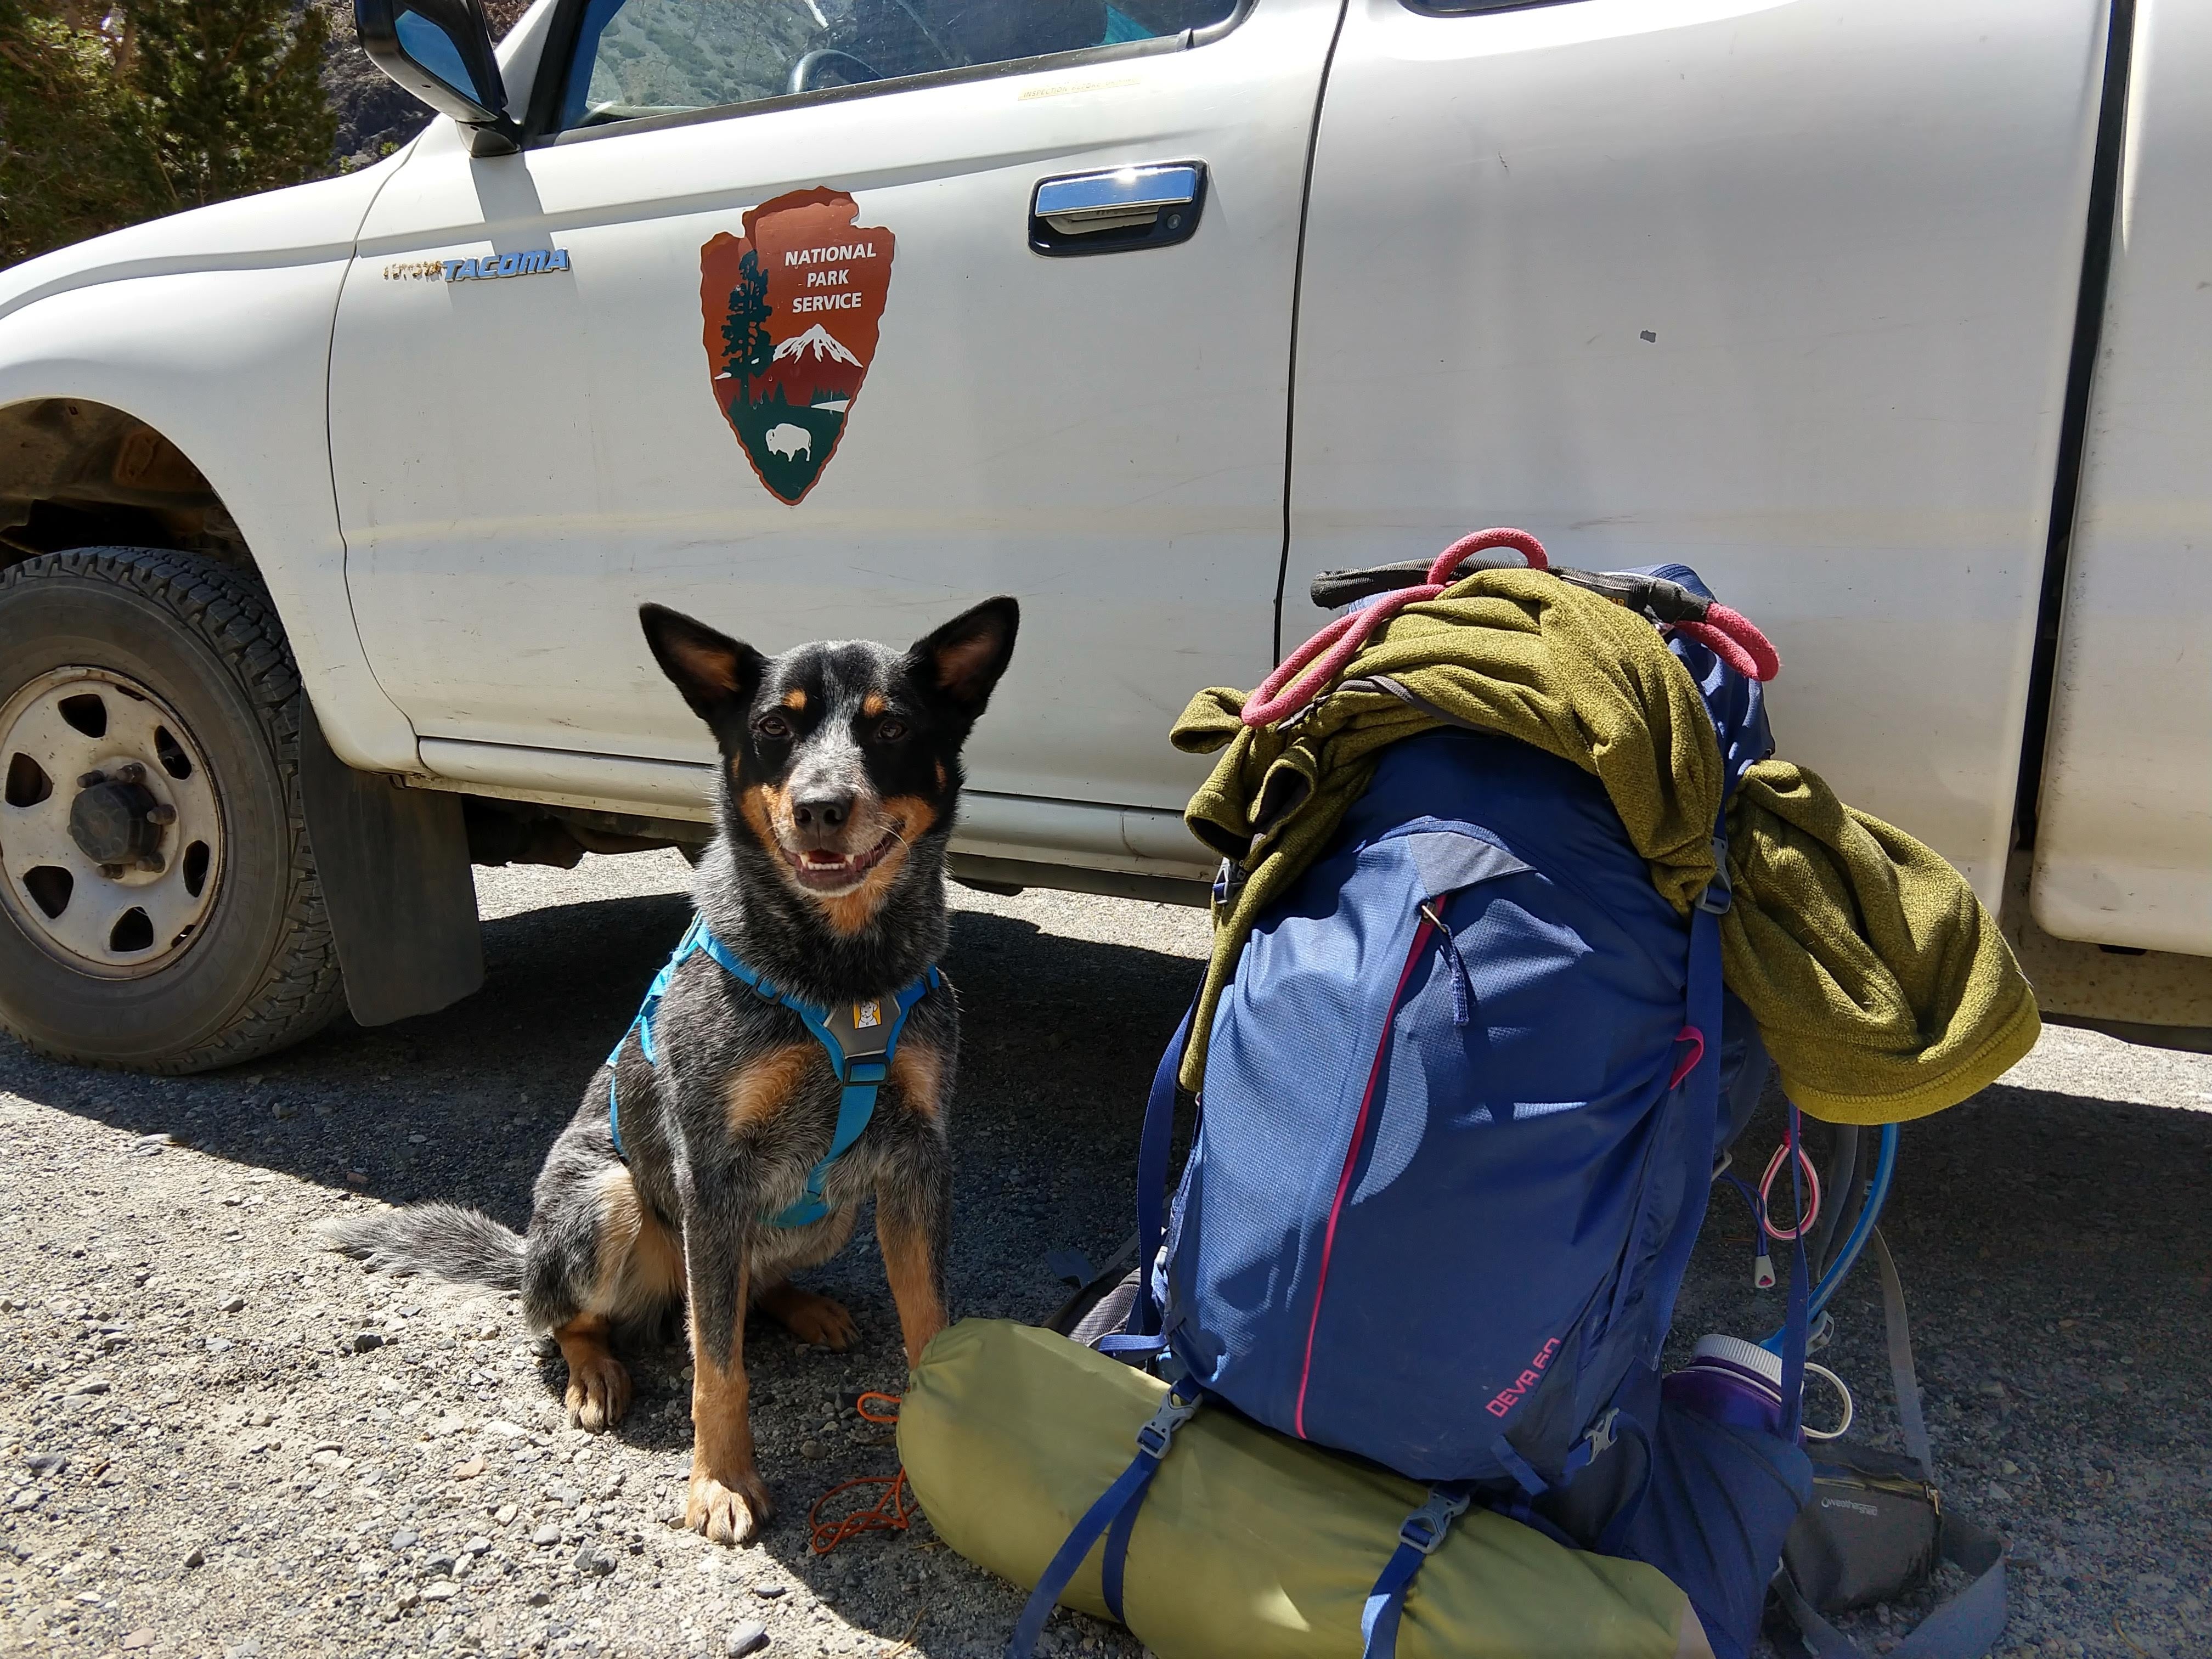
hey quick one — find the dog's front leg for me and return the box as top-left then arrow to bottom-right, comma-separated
681,1213 -> 773,1544
876,1133 -> 952,1367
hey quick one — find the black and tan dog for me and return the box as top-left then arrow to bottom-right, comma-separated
322,596 -> 1018,1544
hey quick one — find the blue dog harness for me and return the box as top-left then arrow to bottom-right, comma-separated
607,914 -> 940,1228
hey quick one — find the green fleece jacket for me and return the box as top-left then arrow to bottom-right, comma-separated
1171,568 -> 2040,1125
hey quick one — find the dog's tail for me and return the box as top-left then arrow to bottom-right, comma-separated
317,1203 -> 525,1293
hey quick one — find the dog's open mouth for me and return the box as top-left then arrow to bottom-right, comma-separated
785,830 -> 901,893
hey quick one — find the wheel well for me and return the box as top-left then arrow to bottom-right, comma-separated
0,399 -> 251,571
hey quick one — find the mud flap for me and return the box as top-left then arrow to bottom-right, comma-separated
298,703 -> 481,1026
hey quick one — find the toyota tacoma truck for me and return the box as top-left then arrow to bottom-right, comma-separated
0,0 -> 2205,1071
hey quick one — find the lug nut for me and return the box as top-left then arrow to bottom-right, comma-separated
99,863 -> 126,879
146,803 -> 177,826
137,853 -> 166,874
78,771 -> 105,788
117,763 -> 145,784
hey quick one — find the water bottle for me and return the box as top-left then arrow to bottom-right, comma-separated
1662,1334 -> 1791,1437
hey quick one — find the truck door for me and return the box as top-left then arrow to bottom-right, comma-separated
1284,0 -> 2110,909
2032,0 -> 2212,955
328,0 -> 1340,824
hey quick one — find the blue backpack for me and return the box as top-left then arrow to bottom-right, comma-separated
1013,566 -> 1815,1659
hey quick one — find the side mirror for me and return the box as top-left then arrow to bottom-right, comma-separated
355,0 -> 522,156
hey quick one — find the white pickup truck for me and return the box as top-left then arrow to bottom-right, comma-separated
0,0 -> 2204,1071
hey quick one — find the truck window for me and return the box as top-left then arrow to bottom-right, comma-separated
555,0 -> 1237,132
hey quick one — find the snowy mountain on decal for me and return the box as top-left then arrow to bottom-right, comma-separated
772,324 -> 862,366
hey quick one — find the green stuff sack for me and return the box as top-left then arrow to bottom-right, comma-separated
899,1320 -> 1712,1659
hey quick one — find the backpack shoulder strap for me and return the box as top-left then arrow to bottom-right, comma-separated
1097,994 -> 1198,1357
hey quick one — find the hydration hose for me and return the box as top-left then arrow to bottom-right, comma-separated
1760,1121 -> 1898,1353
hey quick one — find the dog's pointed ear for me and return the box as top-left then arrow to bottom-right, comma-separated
907,596 -> 1019,718
640,603 -> 766,725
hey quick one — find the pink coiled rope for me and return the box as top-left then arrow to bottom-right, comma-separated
1242,528 -> 1779,730
1243,529 -> 1549,729
1671,605 -> 1780,684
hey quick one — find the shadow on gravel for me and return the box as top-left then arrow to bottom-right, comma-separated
0,886 -> 1202,1229
6,874 -> 2211,1653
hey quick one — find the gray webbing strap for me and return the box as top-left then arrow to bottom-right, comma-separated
1778,1517 -> 2007,1659
1779,1228 -> 2007,1658
1872,1229 -> 1933,1478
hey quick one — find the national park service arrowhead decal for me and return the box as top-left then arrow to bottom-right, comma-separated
701,188 -> 894,505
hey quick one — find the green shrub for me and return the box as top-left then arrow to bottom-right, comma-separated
0,2 -> 167,264
132,0 -> 336,208
0,0 -> 336,267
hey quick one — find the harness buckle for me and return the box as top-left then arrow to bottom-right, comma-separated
1211,859 -> 1245,908
1582,1407 -> 1621,1459
1397,1488 -> 1472,1555
1133,1386 -> 1202,1460
1696,834 -> 1734,915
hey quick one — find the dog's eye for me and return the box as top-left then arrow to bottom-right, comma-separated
874,719 -> 907,743
753,714 -> 791,742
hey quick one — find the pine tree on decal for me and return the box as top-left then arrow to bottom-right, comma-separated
722,250 -> 772,398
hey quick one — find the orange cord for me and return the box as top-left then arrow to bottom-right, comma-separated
808,1392 -> 918,1553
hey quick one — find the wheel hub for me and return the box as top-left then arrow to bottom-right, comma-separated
0,667 -> 222,977
67,772 -> 166,871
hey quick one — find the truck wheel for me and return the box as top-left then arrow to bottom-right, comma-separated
0,548 -> 344,1071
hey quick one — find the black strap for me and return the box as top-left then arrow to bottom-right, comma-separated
1309,560 -> 1714,621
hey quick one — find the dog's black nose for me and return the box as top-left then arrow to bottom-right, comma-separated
792,792 -> 851,831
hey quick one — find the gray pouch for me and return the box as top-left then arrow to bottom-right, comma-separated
1773,1233 -> 2006,1658
1783,1443 -> 1941,1611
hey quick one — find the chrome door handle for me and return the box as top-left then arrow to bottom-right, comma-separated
1030,162 -> 1207,256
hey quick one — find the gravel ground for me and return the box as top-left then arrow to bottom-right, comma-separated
1,849 -> 2208,1659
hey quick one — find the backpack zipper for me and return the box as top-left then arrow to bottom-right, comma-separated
1420,900 -> 1475,1025
1291,901 -> 1442,1439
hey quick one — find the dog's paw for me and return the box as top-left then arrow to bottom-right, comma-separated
766,1287 -> 858,1350
685,1468 -> 773,1545
563,1350 -> 631,1431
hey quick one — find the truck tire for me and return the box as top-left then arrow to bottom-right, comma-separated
0,548 -> 345,1071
